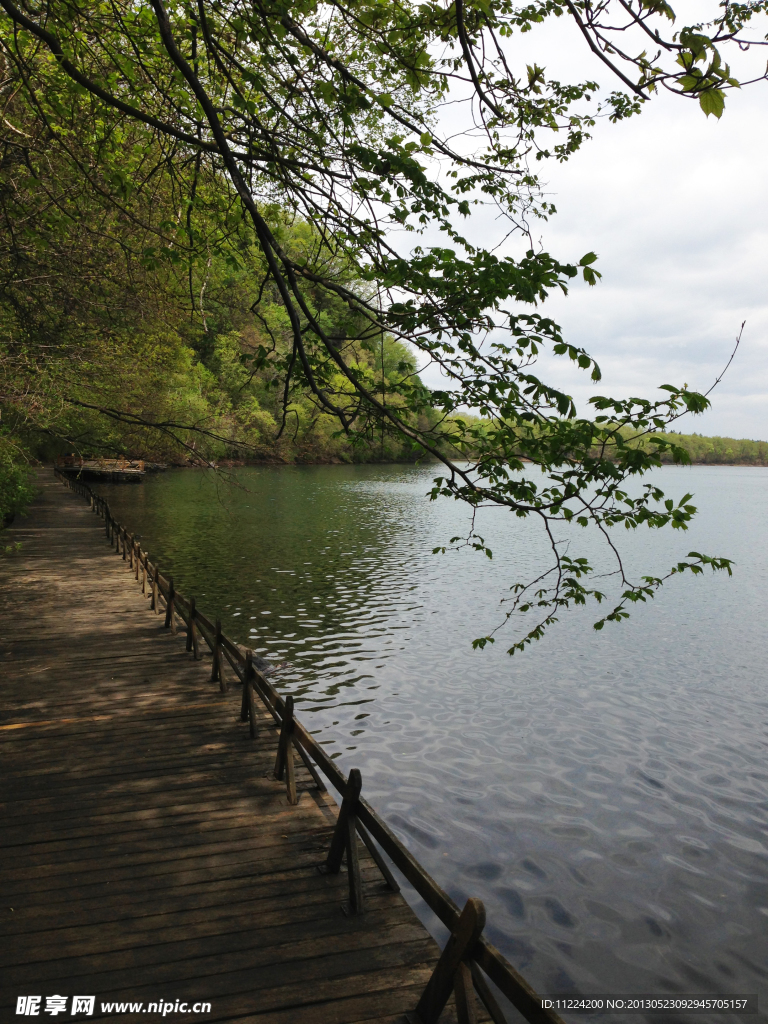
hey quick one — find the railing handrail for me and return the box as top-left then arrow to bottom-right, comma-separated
53,466 -> 565,1024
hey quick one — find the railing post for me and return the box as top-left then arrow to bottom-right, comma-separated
151,565 -> 159,612
141,553 -> 148,595
210,618 -> 225,690
355,822 -> 400,893
240,651 -> 258,738
274,695 -> 298,805
164,575 -> 176,633
134,542 -> 141,581
413,898 -> 486,1024
325,768 -> 364,914
453,963 -> 479,1024
127,533 -> 134,568
186,598 -> 201,660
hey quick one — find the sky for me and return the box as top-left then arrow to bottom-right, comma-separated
417,8 -> 768,440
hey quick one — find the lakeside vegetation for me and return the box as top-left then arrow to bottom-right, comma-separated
623,432 -> 768,467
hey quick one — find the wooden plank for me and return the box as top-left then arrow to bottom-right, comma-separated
4,929 -> 437,1003
3,865 -> 390,945
4,865 -> 392,937
2,897 -> 415,973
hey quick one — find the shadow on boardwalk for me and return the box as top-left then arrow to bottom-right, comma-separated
0,473 -> 480,1024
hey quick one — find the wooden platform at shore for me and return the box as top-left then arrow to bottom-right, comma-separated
56,457 -> 147,482
0,474 -> 493,1024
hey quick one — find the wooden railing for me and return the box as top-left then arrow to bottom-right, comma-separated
55,467 -> 566,1024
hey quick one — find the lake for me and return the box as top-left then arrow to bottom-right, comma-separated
97,464 -> 768,1018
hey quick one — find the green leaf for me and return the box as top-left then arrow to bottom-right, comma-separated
699,89 -> 725,118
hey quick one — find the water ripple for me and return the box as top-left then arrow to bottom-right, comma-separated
100,463 -> 768,1013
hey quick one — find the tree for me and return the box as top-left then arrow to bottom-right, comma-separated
1,0 -> 761,646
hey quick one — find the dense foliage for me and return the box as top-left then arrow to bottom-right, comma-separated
0,98 -> 428,468
0,459 -> 34,524
623,432 -> 768,466
1,0 -> 765,644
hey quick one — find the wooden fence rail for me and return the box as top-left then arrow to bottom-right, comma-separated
54,468 -> 566,1024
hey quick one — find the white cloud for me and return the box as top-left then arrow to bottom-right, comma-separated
417,12 -> 768,439
535,83 -> 768,438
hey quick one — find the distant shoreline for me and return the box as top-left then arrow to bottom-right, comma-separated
150,458 -> 768,471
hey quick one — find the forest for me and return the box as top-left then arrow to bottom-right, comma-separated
627,432 -> 768,466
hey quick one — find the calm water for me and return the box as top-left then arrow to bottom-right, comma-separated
98,465 -> 768,1019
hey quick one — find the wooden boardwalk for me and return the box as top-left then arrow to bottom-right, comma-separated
0,474 -> 486,1024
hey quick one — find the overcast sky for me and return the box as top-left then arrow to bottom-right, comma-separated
417,10 -> 768,440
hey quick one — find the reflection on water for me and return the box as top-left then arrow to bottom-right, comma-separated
99,465 -> 768,1018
